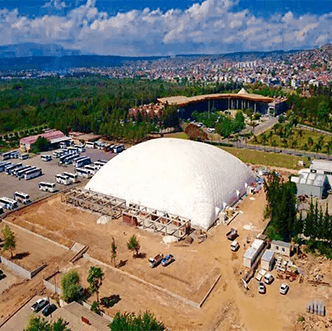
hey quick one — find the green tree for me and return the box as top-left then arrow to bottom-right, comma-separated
307,137 -> 314,150
111,237 -> 117,267
261,133 -> 267,146
1,225 -> 16,259
87,266 -> 104,304
109,311 -> 164,331
60,269 -> 81,303
25,315 -> 68,331
127,235 -> 140,257
33,136 -> 50,152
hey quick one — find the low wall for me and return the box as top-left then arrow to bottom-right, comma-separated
0,255 -> 46,279
0,255 -> 31,279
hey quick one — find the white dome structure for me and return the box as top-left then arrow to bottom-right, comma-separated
86,138 -> 255,229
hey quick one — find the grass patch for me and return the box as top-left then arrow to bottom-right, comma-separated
221,146 -> 306,169
164,132 -> 189,139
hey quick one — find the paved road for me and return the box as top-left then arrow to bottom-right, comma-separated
253,116 -> 279,136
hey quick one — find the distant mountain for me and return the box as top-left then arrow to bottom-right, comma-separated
0,43 -> 83,58
0,55 -> 168,71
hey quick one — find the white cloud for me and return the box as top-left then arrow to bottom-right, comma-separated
0,0 -> 331,55
43,0 -> 67,10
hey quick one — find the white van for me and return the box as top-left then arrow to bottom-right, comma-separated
230,240 -> 240,251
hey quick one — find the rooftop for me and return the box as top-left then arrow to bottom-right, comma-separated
272,240 -> 291,249
51,302 -> 110,331
291,172 -> 326,187
20,130 -> 65,145
157,90 -> 276,107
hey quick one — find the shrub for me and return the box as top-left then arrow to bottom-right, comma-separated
90,301 -> 101,315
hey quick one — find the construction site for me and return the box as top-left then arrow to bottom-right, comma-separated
1,139 -> 332,330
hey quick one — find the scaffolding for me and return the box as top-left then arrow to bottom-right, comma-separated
62,188 -> 126,219
123,204 -> 191,239
63,189 -> 191,239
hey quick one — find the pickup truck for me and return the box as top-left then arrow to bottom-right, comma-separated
226,228 -> 238,240
149,253 -> 164,268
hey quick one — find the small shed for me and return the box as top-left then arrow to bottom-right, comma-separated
261,249 -> 275,271
271,240 -> 291,257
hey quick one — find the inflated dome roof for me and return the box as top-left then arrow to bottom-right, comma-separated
86,138 -> 255,229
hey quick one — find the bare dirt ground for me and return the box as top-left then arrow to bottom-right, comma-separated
0,222 -> 72,271
2,189 -> 332,330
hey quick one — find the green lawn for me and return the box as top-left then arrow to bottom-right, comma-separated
251,128 -> 331,153
164,132 -> 189,139
221,146 -> 307,170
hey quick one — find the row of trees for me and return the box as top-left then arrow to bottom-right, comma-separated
26,311 -> 164,331
264,172 -> 298,242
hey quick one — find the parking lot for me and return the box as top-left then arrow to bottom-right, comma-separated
0,148 -> 117,208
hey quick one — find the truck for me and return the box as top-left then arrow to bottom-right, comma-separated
226,228 -> 238,240
149,253 -> 164,268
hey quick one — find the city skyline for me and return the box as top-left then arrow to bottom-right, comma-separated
0,0 -> 331,56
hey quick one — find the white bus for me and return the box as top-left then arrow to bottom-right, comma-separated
53,151 -> 63,158
13,192 -> 31,204
38,182 -> 56,193
19,153 -> 29,160
85,141 -> 95,149
62,172 -> 79,183
76,167 -> 92,178
24,168 -> 42,180
10,151 -> 20,159
67,146 -> 80,154
15,166 -> 36,179
0,197 -> 18,210
55,174 -> 71,185
6,163 -> 23,175
64,153 -> 80,165
1,152 -> 12,160
41,154 -> 52,162
74,145 -> 85,153
94,160 -> 107,170
0,161 -> 11,172
74,157 -> 91,168
84,164 -> 97,175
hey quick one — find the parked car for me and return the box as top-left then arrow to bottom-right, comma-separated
226,228 -> 238,240
258,281 -> 266,294
149,253 -> 164,268
42,303 -> 57,317
280,283 -> 289,295
161,254 -> 174,267
264,273 -> 274,285
230,240 -> 239,251
31,298 -> 49,312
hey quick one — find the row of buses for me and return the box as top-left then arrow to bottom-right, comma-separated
0,192 -> 31,214
0,161 -> 42,180
1,151 -> 29,161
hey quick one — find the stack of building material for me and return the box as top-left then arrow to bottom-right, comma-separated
306,301 -> 325,316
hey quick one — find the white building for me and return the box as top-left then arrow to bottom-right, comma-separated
261,250 -> 275,271
86,138 -> 255,229
310,160 -> 332,185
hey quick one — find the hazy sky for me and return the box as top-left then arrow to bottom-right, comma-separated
0,0 -> 331,55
